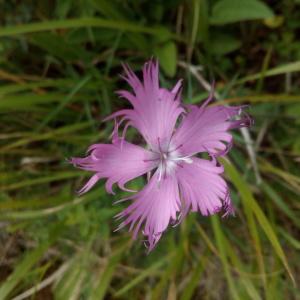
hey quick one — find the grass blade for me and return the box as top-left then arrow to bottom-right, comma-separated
0,18 -> 171,38
0,224 -> 61,300
222,159 -> 295,285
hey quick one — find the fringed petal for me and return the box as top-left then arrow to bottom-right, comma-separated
172,101 -> 252,157
105,60 -> 185,151
70,138 -> 158,195
116,172 -> 181,252
177,157 -> 234,217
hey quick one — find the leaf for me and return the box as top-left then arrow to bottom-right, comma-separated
180,255 -> 207,300
114,255 -> 171,297
55,261 -> 84,300
0,122 -> 91,152
263,16 -> 284,28
237,60 -> 300,84
90,0 -> 128,20
0,18 -> 171,38
222,238 -> 262,300
0,224 -> 61,300
285,103 -> 300,117
261,182 -> 299,227
90,242 -> 127,300
210,33 -> 241,55
30,33 -> 91,61
0,93 -> 83,111
279,228 -> 300,250
210,0 -> 274,25
89,0 -> 149,51
0,79 -> 77,95
211,216 -> 240,300
0,189 -> 99,220
54,0 -> 73,19
154,41 -> 177,77
36,75 -> 91,131
0,172 -> 83,192
222,159 -> 295,285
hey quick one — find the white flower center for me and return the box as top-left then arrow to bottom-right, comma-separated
155,143 -> 192,181
144,140 -> 193,181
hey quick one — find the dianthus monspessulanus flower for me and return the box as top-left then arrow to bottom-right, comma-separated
71,60 -> 252,251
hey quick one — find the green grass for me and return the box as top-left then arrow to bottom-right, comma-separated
0,0 -> 300,299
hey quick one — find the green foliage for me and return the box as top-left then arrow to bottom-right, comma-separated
154,41 -> 177,77
0,0 -> 300,299
210,33 -> 241,55
210,0 -> 274,25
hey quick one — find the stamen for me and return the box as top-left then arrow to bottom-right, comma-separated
157,164 -> 164,182
172,156 -> 193,164
151,142 -> 195,179
167,143 -> 183,153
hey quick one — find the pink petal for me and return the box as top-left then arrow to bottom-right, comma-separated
70,138 -> 157,195
172,103 -> 252,157
106,60 -> 184,151
177,157 -> 234,217
116,172 -> 181,252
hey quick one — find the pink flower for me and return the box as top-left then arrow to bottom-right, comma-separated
71,60 -> 252,251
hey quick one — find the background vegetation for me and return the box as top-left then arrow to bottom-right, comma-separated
0,0 -> 300,299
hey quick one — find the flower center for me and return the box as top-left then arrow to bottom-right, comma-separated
155,142 -> 192,181
162,152 -> 168,160
144,140 -> 193,180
